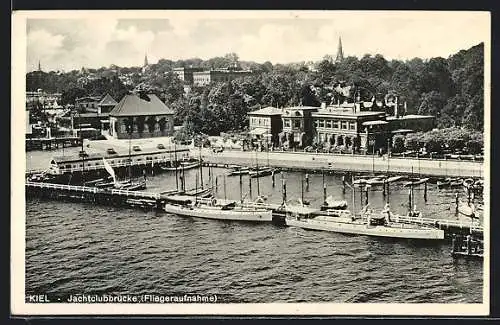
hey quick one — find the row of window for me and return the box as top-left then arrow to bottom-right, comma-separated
315,120 -> 356,131
250,117 -> 270,126
283,119 -> 302,128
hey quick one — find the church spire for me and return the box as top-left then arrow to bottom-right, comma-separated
38,60 -> 42,72
144,53 -> 149,67
335,36 -> 344,64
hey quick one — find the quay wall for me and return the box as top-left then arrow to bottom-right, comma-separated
199,150 -> 484,178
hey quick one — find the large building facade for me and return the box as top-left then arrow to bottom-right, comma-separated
248,106 -> 284,148
109,93 -> 175,139
248,97 -> 435,153
193,68 -> 254,86
173,67 -> 204,84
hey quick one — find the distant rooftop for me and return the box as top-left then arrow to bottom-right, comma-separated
313,108 -> 384,117
248,106 -> 283,116
98,93 -> 118,106
110,93 -> 174,117
284,106 -> 320,111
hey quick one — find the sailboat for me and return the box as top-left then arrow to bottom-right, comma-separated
99,158 -> 146,190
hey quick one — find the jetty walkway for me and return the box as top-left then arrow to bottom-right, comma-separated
199,149 -> 484,178
25,181 -> 483,238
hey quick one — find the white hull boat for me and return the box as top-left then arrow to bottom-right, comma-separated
163,200 -> 273,222
286,215 -> 444,240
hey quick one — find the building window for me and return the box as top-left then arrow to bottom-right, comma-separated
326,120 -> 332,128
341,121 -> 347,130
318,120 -> 325,128
293,120 -> 301,128
333,120 -> 340,129
284,119 -> 291,128
314,120 -> 318,128
349,122 -> 356,130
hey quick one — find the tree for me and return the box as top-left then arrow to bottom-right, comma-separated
392,134 -> 405,153
418,91 -> 447,117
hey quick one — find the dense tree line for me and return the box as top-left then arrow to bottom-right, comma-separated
26,43 -> 484,135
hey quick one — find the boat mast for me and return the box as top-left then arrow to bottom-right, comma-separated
239,172 -> 243,204
256,150 -> 260,197
352,175 -> 356,218
174,142 -> 178,191
223,175 -> 227,201
79,111 -> 85,185
128,128 -> 132,182
199,145 -> 204,189
195,171 -> 198,204
301,172 -> 304,206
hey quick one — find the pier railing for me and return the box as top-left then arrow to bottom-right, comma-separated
110,189 -> 160,200
26,181 -> 99,193
392,214 -> 483,233
26,181 -> 161,200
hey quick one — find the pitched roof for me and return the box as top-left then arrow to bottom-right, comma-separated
99,93 -> 118,106
110,94 -> 174,117
248,106 -> 283,116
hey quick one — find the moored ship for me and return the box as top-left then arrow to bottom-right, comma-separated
285,205 -> 444,240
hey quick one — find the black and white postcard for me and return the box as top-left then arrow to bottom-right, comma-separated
11,10 -> 491,316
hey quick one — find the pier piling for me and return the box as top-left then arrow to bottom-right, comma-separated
455,193 -> 459,217
424,181 -> 428,202
305,173 -> 309,191
342,175 -> 346,194
271,170 -> 275,187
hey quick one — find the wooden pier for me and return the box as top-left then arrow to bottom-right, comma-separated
26,181 -> 163,209
25,181 -> 483,238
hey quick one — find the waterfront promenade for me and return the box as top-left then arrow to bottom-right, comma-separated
198,149 -> 484,178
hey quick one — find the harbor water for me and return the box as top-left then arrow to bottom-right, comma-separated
25,148 -> 483,303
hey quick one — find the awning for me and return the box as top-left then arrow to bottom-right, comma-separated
362,120 -> 388,126
391,129 -> 414,134
249,128 -> 268,135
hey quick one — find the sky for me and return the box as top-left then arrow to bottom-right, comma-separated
22,10 -> 490,72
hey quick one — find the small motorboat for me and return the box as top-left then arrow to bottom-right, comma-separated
228,167 -> 251,176
403,177 -> 430,187
451,235 -> 483,259
160,160 -> 201,171
437,178 -> 461,189
249,167 -> 274,178
352,178 -> 368,185
116,180 -> 147,191
366,177 -> 385,186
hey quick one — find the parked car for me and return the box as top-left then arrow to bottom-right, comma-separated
132,145 -> 141,152
213,146 -> 224,153
106,148 -> 117,155
156,143 -> 166,149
